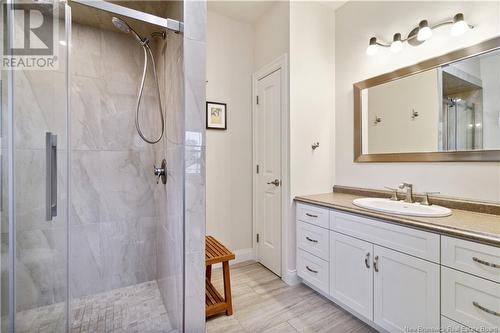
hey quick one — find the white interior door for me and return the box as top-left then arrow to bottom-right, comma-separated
255,69 -> 282,276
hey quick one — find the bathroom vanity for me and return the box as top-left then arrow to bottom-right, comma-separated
295,192 -> 500,333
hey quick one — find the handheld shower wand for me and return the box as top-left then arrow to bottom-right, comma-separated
112,17 -> 165,144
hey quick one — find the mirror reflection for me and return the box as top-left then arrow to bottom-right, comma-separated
361,48 -> 500,154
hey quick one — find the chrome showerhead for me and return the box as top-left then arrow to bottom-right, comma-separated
112,17 -> 130,33
111,17 -> 144,44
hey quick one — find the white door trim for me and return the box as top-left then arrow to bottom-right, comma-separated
252,54 -> 290,281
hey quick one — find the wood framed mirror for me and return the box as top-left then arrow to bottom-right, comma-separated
354,36 -> 500,162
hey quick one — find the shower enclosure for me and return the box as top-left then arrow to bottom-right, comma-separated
1,0 -> 206,332
442,98 -> 483,151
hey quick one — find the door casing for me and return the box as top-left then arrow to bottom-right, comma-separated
252,54 -> 290,281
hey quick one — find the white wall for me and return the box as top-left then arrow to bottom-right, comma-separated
367,69 -> 440,153
288,1 -> 335,279
207,2 -> 336,277
206,2 -> 291,257
254,1 -> 290,70
206,11 -> 254,252
335,1 -> 500,202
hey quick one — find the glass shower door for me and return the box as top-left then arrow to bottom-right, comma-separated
455,100 -> 476,150
2,1 -> 70,332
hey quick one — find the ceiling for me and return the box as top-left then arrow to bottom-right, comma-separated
208,1 -> 347,25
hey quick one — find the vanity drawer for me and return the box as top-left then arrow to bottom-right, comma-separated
441,316 -> 475,333
297,249 -> 329,293
330,210 -> 440,262
442,236 -> 500,283
442,267 -> 500,330
296,203 -> 330,229
297,221 -> 329,261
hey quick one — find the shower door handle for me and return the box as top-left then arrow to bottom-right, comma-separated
46,132 -> 57,221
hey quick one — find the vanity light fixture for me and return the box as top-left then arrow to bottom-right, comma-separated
366,13 -> 474,56
417,20 -> 433,41
390,33 -> 403,53
450,13 -> 471,37
366,37 -> 379,55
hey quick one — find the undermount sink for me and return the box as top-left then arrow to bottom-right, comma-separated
352,197 -> 452,218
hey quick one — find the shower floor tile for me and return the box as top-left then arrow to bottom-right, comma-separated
16,280 -> 174,333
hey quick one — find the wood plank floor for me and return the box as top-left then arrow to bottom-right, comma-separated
206,261 -> 377,333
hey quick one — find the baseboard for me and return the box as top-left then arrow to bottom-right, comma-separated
211,248 -> 255,269
282,269 -> 300,286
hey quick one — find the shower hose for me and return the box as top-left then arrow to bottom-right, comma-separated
136,41 -> 165,144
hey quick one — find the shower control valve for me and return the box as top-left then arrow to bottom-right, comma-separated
154,159 -> 167,185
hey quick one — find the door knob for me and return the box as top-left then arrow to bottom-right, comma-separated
267,179 -> 280,186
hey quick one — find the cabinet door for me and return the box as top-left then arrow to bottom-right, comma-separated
374,246 -> 440,332
330,231 -> 373,320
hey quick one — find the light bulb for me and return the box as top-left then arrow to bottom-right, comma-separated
366,37 -> 378,56
417,20 -> 433,41
390,33 -> 403,53
451,13 -> 470,36
390,41 -> 403,53
366,44 -> 378,55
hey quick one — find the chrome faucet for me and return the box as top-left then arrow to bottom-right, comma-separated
398,182 -> 414,203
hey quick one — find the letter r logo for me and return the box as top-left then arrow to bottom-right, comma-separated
3,3 -> 54,56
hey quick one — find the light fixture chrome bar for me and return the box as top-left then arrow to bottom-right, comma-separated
366,13 -> 475,55
406,19 -> 474,43
431,20 -> 474,30
72,0 -> 183,33
375,41 -> 391,48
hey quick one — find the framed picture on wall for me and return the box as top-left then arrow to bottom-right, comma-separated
206,102 -> 227,130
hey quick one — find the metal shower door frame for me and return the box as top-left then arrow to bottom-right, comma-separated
3,1 -> 72,331
71,0 -> 183,33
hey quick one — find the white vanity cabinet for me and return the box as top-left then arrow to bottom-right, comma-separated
329,231 -> 373,320
373,245 -> 440,332
329,230 -> 440,330
441,236 -> 500,330
296,201 -> 499,333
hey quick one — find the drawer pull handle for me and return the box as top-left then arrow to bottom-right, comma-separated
473,301 -> 500,317
306,266 -> 318,274
365,253 -> 370,269
306,237 -> 318,243
473,257 -> 499,269
305,213 -> 318,218
374,255 -> 379,272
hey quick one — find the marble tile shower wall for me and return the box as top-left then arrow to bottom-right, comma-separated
183,1 -> 207,331
154,30 -> 185,331
69,23 -> 164,299
10,6 -> 205,331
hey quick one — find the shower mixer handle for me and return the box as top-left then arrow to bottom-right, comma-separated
154,159 -> 167,185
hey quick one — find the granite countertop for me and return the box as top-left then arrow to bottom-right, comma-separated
294,192 -> 500,247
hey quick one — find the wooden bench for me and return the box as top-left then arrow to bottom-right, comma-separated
205,236 -> 235,318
